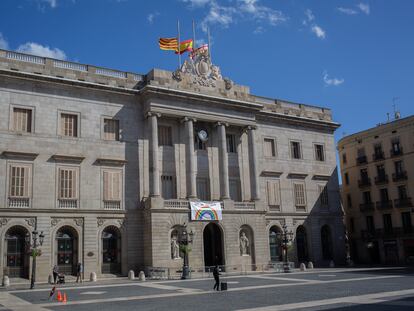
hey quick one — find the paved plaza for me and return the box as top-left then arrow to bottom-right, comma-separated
1,267 -> 414,310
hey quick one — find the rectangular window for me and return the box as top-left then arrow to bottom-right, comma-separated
373,143 -> 383,160
194,136 -> 207,150
9,166 -> 29,197
319,184 -> 329,207
391,138 -> 401,154
380,188 -> 389,202
267,180 -> 281,208
103,171 -> 121,201
402,212 -> 412,233
229,179 -> 241,201
342,153 -> 347,164
226,134 -> 237,153
13,108 -> 32,133
291,141 -> 301,159
59,168 -> 77,199
376,164 -> 385,177
263,138 -> 276,157
360,168 -> 368,180
363,191 -> 371,204
394,161 -> 403,175
161,175 -> 176,199
366,215 -> 375,233
61,113 -> 78,137
344,172 -> 349,185
104,119 -> 119,141
383,214 -> 393,233
398,185 -> 408,199
357,148 -> 365,157
347,194 -> 352,209
196,178 -> 210,201
315,144 -> 325,161
158,126 -> 172,146
293,183 -> 306,207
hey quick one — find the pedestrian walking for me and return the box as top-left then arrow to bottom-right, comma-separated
213,265 -> 221,291
52,265 -> 59,284
76,262 -> 83,283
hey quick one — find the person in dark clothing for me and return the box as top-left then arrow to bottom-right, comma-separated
213,265 -> 221,291
52,265 -> 59,284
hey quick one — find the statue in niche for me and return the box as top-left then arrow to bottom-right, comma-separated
240,231 -> 250,256
171,235 -> 180,259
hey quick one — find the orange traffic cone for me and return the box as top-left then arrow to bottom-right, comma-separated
56,291 -> 62,302
62,293 -> 67,303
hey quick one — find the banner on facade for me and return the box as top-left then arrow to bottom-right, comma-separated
190,201 -> 222,221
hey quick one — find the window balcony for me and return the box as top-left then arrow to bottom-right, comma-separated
164,199 -> 189,209
358,178 -> 371,188
375,200 -> 393,210
8,197 -> 30,208
372,152 -> 385,161
58,199 -> 78,209
374,174 -> 389,185
394,198 -> 413,208
356,155 -> 367,165
390,147 -> 403,157
103,200 -> 121,210
392,171 -> 408,182
359,202 -> 374,212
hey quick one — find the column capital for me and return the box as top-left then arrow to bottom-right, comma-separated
146,111 -> 161,119
245,125 -> 257,132
181,116 -> 197,123
215,121 -> 229,127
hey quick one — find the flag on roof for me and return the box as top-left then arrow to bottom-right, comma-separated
175,39 -> 193,54
159,37 -> 178,51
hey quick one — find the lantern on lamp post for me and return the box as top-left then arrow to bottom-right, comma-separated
179,226 -> 194,279
25,226 -> 44,289
276,224 -> 294,273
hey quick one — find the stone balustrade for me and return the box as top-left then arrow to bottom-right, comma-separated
8,197 -> 30,208
164,199 -> 189,209
103,200 -> 122,210
58,199 -> 78,209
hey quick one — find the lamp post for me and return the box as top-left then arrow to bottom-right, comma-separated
276,224 -> 294,273
179,226 -> 194,279
25,226 -> 44,289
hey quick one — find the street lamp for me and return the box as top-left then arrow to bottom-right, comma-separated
25,226 -> 44,289
179,226 -> 194,279
276,224 -> 294,273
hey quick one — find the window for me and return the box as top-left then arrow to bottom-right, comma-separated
12,108 -> 32,133
394,161 -> 404,175
226,134 -> 237,153
9,165 -> 30,197
342,153 -> 347,164
391,138 -> 401,155
350,217 -> 355,233
161,175 -> 176,199
60,113 -> 78,137
383,214 -> 393,233
315,144 -> 325,161
319,184 -> 329,207
362,191 -> 371,204
196,178 -> 210,201
263,139 -> 276,157
376,164 -> 385,178
229,179 -> 241,201
158,126 -> 172,146
291,141 -> 301,159
379,188 -> 389,202
194,135 -> 206,150
344,172 -> 349,185
293,183 -> 306,207
103,171 -> 122,201
104,119 -> 119,141
357,148 -> 365,157
398,185 -> 408,200
59,168 -> 77,199
266,180 -> 281,208
366,216 -> 375,233
347,194 -> 352,209
402,212 -> 412,233
373,143 -> 383,160
360,168 -> 368,180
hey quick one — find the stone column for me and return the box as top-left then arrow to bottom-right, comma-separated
247,126 -> 260,201
148,112 -> 160,197
184,117 -> 197,198
217,122 -> 230,199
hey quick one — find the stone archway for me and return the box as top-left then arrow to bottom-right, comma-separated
269,226 -> 282,262
102,226 -> 121,274
5,226 -> 29,278
296,225 -> 308,263
56,226 -> 78,275
203,223 -> 225,269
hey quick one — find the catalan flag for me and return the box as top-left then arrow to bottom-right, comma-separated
159,37 -> 178,51
175,39 -> 193,55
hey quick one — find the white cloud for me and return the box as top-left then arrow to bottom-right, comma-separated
253,26 -> 264,34
147,12 -> 159,24
337,7 -> 358,15
323,71 -> 344,86
304,8 -> 314,24
40,0 -> 57,8
17,42 -> 66,60
311,25 -> 326,39
303,9 -> 326,40
0,33 -> 9,50
238,0 -> 287,26
357,3 -> 370,15
201,2 -> 235,31
181,0 -> 210,7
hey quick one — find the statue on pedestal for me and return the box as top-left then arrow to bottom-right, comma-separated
171,236 -> 180,259
240,231 -> 250,256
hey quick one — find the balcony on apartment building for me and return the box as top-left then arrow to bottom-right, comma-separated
359,202 -> 375,212
375,200 -> 393,210
394,197 -> 413,208
392,171 -> 408,182
358,177 -> 371,188
375,174 -> 389,185
390,147 -> 404,157
356,155 -> 368,165
372,151 -> 385,161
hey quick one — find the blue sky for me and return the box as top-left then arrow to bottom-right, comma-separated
0,0 -> 413,143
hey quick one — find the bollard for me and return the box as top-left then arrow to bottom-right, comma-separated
90,272 -> 97,282
138,271 -> 146,282
128,270 -> 135,280
48,274 -> 53,284
329,260 -> 335,268
307,261 -> 314,269
2,275 -> 10,287
300,263 -> 306,271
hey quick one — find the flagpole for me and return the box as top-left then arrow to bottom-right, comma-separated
207,27 -> 212,64
192,20 -> 196,50
177,20 -> 181,68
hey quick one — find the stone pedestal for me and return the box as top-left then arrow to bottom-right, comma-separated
139,271 -> 146,281
307,262 -> 314,269
90,272 -> 97,282
128,270 -> 135,280
300,263 -> 306,271
2,275 -> 10,287
240,255 -> 252,272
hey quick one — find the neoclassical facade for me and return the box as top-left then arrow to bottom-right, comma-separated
0,48 -> 345,281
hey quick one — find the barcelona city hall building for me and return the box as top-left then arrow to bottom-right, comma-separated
0,48 -> 345,282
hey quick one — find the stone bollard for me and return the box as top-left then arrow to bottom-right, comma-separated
90,272 -> 97,282
307,262 -> 314,269
128,270 -> 135,280
329,260 -> 335,268
138,271 -> 146,282
300,263 -> 306,271
2,275 -> 10,287
48,274 -> 53,284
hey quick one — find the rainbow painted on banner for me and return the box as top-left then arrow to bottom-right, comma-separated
194,208 -> 219,221
190,201 -> 222,221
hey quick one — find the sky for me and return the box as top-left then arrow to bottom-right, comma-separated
0,0 -> 413,144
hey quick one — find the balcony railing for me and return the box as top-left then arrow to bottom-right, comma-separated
362,227 -> 414,239
394,198 -> 413,208
234,202 -> 255,210
372,152 -> 385,161
359,202 -> 374,212
374,174 -> 389,185
164,199 -> 189,209
390,147 -> 403,157
358,178 -> 371,188
375,200 -> 393,210
392,171 -> 408,182
58,199 -> 78,209
8,197 -> 30,208
103,200 -> 121,210
356,155 -> 367,165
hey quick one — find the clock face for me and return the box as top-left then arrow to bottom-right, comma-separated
198,129 -> 208,142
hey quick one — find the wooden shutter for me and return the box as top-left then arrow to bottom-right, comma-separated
59,168 -> 77,198
264,139 -> 275,157
104,171 -> 121,200
294,183 -> 306,206
267,180 -> 280,206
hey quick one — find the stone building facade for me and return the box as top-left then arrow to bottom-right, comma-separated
0,48 -> 345,281
338,115 -> 414,264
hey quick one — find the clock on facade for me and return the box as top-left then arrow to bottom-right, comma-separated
197,129 -> 208,142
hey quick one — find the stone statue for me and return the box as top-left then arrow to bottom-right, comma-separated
211,65 -> 222,80
240,231 -> 249,256
171,236 -> 180,259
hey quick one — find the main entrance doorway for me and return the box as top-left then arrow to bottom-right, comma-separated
296,226 -> 308,263
5,226 -> 29,278
102,226 -> 121,274
203,223 -> 224,269
56,226 -> 78,275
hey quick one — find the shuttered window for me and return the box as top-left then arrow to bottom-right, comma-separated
104,119 -> 119,141
196,178 -> 210,201
263,139 -> 276,157
13,108 -> 32,133
161,175 -> 176,199
229,179 -> 241,201
103,171 -> 122,201
158,126 -> 172,146
315,144 -> 325,161
226,134 -> 237,153
319,184 -> 329,207
294,183 -> 306,206
291,141 -> 301,159
61,113 -> 78,137
266,180 -> 281,207
9,166 -> 29,197
59,168 -> 77,199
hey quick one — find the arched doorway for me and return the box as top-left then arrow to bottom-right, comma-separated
5,226 -> 29,278
203,223 -> 224,269
56,226 -> 78,275
102,226 -> 121,274
269,226 -> 282,262
296,226 -> 308,263
321,225 -> 333,260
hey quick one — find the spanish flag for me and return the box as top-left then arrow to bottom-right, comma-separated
175,39 -> 193,55
159,37 -> 178,51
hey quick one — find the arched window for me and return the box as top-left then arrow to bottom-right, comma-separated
5,226 -> 29,278
269,226 -> 282,262
102,226 -> 121,274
